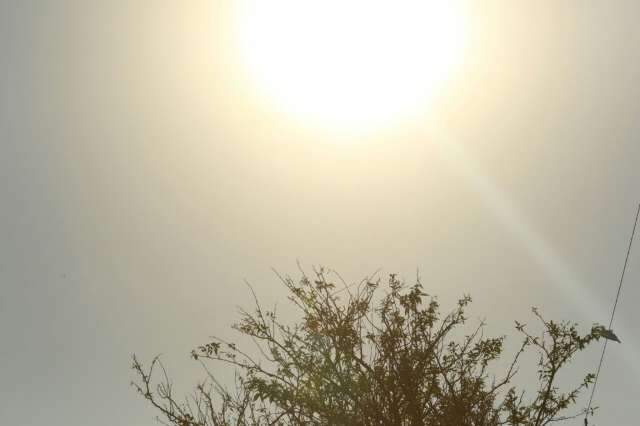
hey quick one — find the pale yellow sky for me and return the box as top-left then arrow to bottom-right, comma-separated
2,1 -> 640,425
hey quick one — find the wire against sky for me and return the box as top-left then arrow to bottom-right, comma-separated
584,203 -> 639,424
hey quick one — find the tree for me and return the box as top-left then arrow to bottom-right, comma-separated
132,268 -> 604,425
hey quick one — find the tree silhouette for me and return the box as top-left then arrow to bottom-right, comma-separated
133,268 -> 603,425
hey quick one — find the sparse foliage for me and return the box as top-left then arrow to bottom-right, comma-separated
133,269 -> 603,425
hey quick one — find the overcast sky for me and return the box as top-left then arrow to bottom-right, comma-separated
2,1 -> 640,425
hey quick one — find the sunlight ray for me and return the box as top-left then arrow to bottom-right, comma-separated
428,126 -> 640,379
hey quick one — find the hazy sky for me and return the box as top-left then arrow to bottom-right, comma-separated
2,1 -> 640,425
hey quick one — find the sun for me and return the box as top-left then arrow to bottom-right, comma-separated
232,1 -> 467,133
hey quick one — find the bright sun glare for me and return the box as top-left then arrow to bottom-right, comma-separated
233,1 -> 466,133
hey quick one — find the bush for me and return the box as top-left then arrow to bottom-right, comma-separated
133,268 -> 602,425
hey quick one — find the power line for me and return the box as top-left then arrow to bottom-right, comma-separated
584,203 -> 640,425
